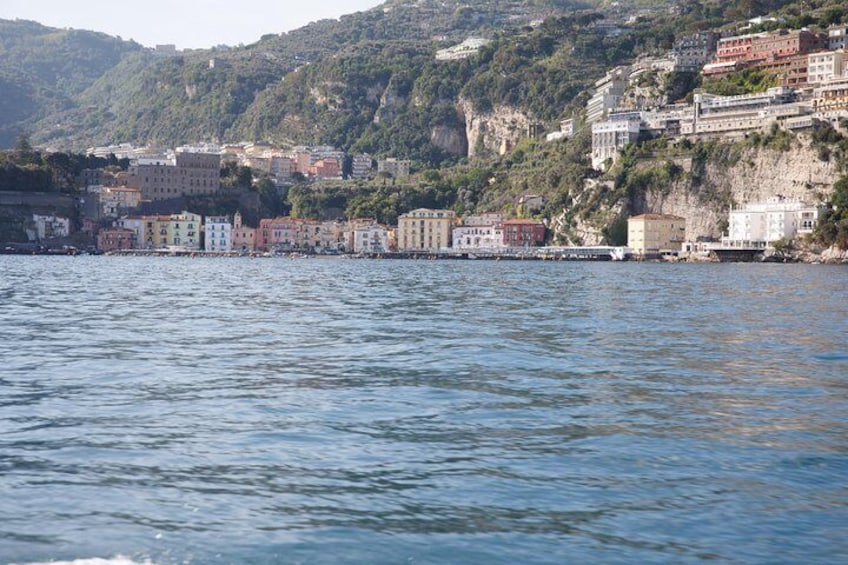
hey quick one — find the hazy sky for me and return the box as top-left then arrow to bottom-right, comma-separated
0,0 -> 384,49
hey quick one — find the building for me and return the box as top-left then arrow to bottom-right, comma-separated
127,151 -> 221,201
350,154 -> 374,179
306,157 -> 342,180
97,227 -> 137,253
690,87 -> 800,135
452,224 -> 503,250
748,29 -> 821,62
627,214 -> 686,255
98,186 -> 142,218
829,26 -> 848,51
115,217 -> 146,249
436,38 -> 491,61
501,219 -> 546,248
812,76 -> 848,117
157,211 -> 202,250
671,31 -> 719,72
204,216 -> 232,252
591,116 -> 641,169
377,158 -> 411,179
32,215 -> 70,241
232,212 -> 258,252
396,208 -> 456,252
586,67 -> 629,124
723,197 -> 825,245
259,217 -> 301,252
808,51 -> 846,85
354,224 -> 389,254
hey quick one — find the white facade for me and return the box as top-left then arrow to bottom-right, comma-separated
829,26 -> 848,51
591,118 -> 641,169
115,217 -> 146,249
351,154 -> 373,179
32,215 -> 70,241
724,197 -> 825,245
452,225 -> 503,250
808,51 -> 845,85
586,67 -> 628,124
436,38 -> 491,61
204,216 -> 233,252
354,225 -> 389,254
377,158 -> 411,178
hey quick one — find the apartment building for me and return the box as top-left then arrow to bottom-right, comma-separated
723,197 -> 825,245
591,115 -> 641,169
627,214 -> 686,255
204,216 -> 232,252
397,209 -> 456,252
127,151 -> 221,201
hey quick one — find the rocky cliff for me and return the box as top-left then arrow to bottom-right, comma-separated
632,136 -> 840,241
459,98 -> 535,158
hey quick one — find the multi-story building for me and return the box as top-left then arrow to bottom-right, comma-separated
307,158 -> 341,180
135,211 -> 202,250
350,154 -> 373,179
808,51 -> 846,85
232,212 -> 258,252
377,158 -> 411,179
591,115 -> 642,169
723,197 -> 825,245
115,217 -> 146,249
204,216 -> 232,252
452,224 -> 503,250
501,219 -> 546,248
627,214 -> 686,255
690,87 -> 800,135
715,32 -> 762,64
32,215 -> 70,241
396,209 -> 456,252
259,217 -> 301,252
671,31 -> 719,72
829,25 -> 848,51
749,29 -> 822,62
812,76 -> 848,117
354,224 -> 389,254
97,227 -> 137,253
127,151 -> 221,201
98,186 -> 142,218
318,221 -> 346,253
586,67 -> 629,124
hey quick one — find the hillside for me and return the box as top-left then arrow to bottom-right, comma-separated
0,19 -> 143,147
4,0 -> 661,152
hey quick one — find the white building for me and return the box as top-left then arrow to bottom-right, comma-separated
723,197 -> 825,246
204,216 -> 232,252
115,217 -> 146,249
808,51 -> 845,85
586,67 -> 629,124
829,26 -> 848,51
351,154 -> 373,179
452,225 -> 503,250
591,116 -> 641,169
32,215 -> 70,241
354,224 -> 389,254
436,38 -> 491,61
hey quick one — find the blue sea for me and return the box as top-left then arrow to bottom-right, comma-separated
1,257 -> 847,564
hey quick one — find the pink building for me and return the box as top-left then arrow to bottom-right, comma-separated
232,212 -> 257,252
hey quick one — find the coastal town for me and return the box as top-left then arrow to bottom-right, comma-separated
4,17 -> 848,262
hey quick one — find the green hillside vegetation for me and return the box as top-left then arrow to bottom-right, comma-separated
0,19 -> 143,147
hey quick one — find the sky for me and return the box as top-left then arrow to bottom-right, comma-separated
0,0 -> 385,49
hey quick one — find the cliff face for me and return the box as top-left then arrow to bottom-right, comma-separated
633,137 -> 840,241
459,98 -> 533,158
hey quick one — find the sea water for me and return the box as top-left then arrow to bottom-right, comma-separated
1,257 -> 847,564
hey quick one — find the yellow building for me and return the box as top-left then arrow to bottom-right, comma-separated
397,208 -> 457,252
627,214 -> 686,255
142,211 -> 202,250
